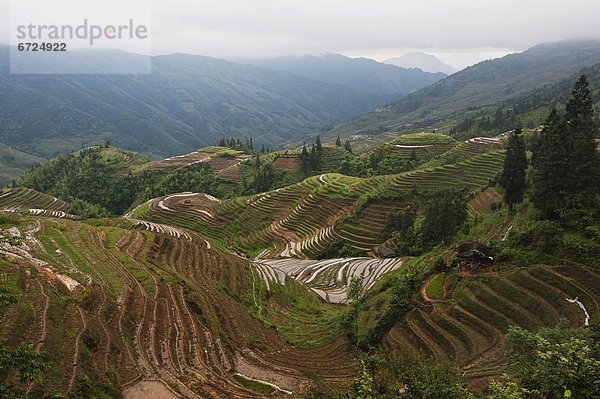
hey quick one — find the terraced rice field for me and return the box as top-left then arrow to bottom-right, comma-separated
271,156 -> 301,172
0,215 -> 357,398
385,265 -> 600,389
0,188 -> 78,219
144,151 -> 213,169
469,187 -> 502,215
133,150 -> 505,258
381,132 -> 458,160
423,136 -> 503,168
253,257 -> 405,303
144,149 -> 251,182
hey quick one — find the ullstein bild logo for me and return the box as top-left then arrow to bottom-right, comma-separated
10,0 -> 152,74
16,19 -> 149,46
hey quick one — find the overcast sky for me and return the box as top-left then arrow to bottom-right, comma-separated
2,0 -> 600,69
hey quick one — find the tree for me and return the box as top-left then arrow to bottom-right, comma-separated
254,154 -> 261,169
299,145 -> 309,174
565,75 -> 600,202
352,360 -> 374,399
500,128 -> 527,210
347,276 -> 363,302
381,353 -> 474,399
497,322 -> 600,399
531,75 -> 600,221
344,140 -> 353,153
531,108 -> 570,219
316,135 -> 323,154
410,148 -> 418,162
335,135 -> 342,147
421,189 -> 468,244
309,144 -> 318,170
0,288 -> 50,397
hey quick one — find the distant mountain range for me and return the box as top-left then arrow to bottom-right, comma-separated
238,53 -> 446,95
321,40 -> 600,143
384,52 -> 457,75
0,46 -> 445,184
2,41 -> 599,185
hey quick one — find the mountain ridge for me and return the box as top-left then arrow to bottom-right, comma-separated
236,52 -> 446,95
384,52 -> 457,75
317,40 -> 600,146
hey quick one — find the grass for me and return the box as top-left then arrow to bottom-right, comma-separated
392,132 -> 456,145
426,274 -> 445,299
233,374 -> 275,395
248,269 -> 345,347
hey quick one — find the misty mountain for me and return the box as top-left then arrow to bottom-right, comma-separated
325,40 -> 600,140
0,47 -> 400,167
384,52 -> 457,75
239,53 -> 446,95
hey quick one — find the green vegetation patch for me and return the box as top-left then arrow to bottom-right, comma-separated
425,273 -> 445,299
233,374 -> 275,394
392,132 -> 456,145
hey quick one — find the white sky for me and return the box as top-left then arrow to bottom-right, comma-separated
2,0 -> 600,69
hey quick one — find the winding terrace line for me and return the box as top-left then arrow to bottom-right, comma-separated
67,306 -> 87,394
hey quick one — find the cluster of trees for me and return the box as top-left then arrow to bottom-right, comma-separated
499,75 -> 600,226
298,136 -> 324,174
449,107 -> 521,139
530,75 -> 600,224
384,189 -> 469,255
337,148 -> 417,177
308,321 -> 599,399
490,323 -> 600,399
335,134 -> 353,153
252,155 -> 274,193
217,137 -> 271,153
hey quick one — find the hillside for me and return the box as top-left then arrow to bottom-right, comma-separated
1,46 -> 599,399
239,53 -> 445,95
1,119 -> 599,397
320,40 -> 600,145
0,47 -> 410,180
0,143 -> 44,187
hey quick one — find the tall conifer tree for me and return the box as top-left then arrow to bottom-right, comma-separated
531,109 -> 570,218
500,128 -> 527,210
565,75 -> 599,198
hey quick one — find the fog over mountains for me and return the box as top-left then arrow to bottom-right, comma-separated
384,52 -> 457,75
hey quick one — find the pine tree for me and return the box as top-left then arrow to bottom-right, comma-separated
335,135 -> 342,147
531,75 -> 599,220
565,75 -> 599,198
316,135 -> 323,153
500,128 -> 527,211
299,145 -> 309,174
410,148 -> 417,161
344,140 -> 353,153
531,109 -> 570,219
309,144 -> 318,170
